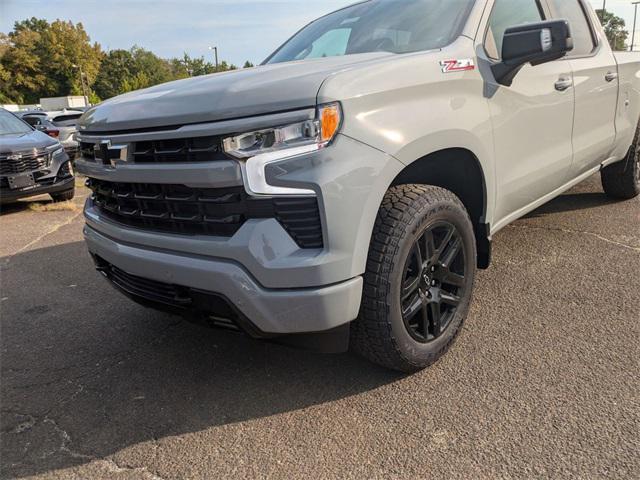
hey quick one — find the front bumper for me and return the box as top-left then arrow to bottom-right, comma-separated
77,114 -> 405,335
0,175 -> 74,202
0,149 -> 74,203
84,224 -> 362,334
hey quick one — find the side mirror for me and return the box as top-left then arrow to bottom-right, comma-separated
492,20 -> 573,86
35,125 -> 47,132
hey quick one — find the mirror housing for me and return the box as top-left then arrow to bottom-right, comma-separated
491,20 -> 573,87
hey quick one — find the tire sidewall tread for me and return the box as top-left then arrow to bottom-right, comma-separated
351,184 -> 477,373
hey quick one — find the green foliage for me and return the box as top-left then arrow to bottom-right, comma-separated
0,18 -> 102,103
1,17 -> 255,104
596,10 -> 629,51
243,61 -> 255,68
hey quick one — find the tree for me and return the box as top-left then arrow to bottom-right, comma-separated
0,18 -> 102,103
39,20 -> 103,99
171,53 -> 218,78
243,61 -> 255,68
0,27 -> 48,103
1,17 -> 241,104
596,10 -> 628,51
93,49 -> 136,100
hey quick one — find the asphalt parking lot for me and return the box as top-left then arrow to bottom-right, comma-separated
0,174 -> 638,479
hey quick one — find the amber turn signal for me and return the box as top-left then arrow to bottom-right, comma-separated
319,103 -> 342,143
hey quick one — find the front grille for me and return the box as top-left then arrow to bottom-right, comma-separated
0,150 -> 50,175
133,137 -> 227,163
87,178 -> 324,248
80,135 -> 227,164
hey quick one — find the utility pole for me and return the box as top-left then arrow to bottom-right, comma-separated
632,2 -> 640,51
208,46 -> 219,72
72,64 -> 89,107
602,0 -> 607,21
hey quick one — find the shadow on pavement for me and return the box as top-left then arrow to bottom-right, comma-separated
0,196 -> 59,217
0,200 -> 34,216
2,176 -> 628,478
525,191 -> 616,218
0,241 -> 401,478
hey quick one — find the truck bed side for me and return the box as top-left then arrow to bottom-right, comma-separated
611,52 -> 640,161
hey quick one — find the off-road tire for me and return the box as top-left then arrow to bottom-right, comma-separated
51,188 -> 75,203
351,185 -> 477,373
601,125 -> 640,200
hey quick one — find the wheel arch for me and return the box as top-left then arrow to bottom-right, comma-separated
391,147 -> 492,269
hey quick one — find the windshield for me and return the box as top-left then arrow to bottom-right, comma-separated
0,109 -> 33,136
266,0 -> 476,64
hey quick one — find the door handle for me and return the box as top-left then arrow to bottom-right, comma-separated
605,71 -> 618,82
555,77 -> 573,91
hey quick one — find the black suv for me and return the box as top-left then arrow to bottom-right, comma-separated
0,108 -> 75,204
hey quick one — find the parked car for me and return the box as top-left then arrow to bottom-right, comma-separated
0,108 -> 75,203
75,0 -> 640,371
20,110 -> 83,159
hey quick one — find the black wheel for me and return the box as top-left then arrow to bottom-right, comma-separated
351,185 -> 477,372
51,188 -> 75,203
601,125 -> 640,200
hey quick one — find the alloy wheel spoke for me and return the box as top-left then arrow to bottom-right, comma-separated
402,275 -> 421,300
429,301 -> 442,337
442,270 -> 465,288
420,303 -> 430,339
440,236 -> 462,269
424,230 -> 437,265
434,226 -> 455,263
407,243 -> 423,274
402,293 -> 423,321
441,291 -> 461,307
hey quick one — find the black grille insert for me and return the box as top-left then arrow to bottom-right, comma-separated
87,178 -> 323,248
80,136 -> 228,164
133,136 -> 227,163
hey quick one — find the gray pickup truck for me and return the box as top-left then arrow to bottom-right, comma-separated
76,0 -> 640,372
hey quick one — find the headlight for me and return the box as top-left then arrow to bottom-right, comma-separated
46,144 -> 65,158
223,103 -> 342,196
223,103 -> 342,159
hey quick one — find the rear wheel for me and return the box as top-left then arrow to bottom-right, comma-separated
601,126 -> 640,200
51,188 -> 75,203
351,185 -> 477,372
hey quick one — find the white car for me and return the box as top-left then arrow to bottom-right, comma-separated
20,110 -> 83,159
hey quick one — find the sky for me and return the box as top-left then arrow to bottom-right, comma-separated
1,0 -> 639,64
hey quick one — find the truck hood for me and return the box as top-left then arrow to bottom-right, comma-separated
78,53 -> 391,133
0,130 -> 58,154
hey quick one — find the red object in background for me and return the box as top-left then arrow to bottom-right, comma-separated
46,129 -> 59,138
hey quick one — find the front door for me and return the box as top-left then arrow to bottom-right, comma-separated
482,0 -> 575,224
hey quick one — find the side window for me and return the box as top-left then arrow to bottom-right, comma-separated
23,116 -> 42,127
485,0 -> 545,60
296,28 -> 351,60
548,0 -> 596,56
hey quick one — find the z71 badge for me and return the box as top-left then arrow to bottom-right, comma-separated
440,59 -> 475,73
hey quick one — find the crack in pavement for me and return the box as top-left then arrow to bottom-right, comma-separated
508,223 -> 640,253
42,417 -> 94,461
95,458 -> 166,480
2,411 -> 166,479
